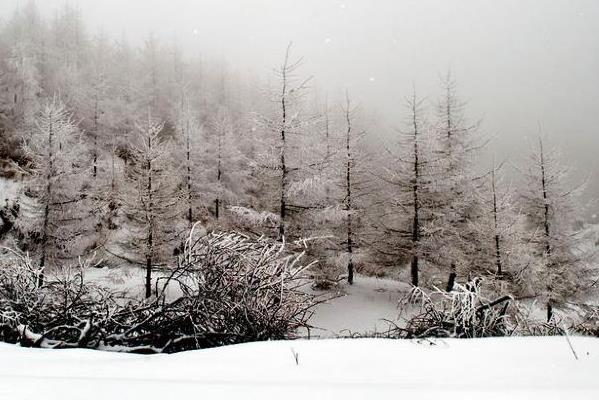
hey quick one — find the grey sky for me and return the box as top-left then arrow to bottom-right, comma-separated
2,0 -> 598,213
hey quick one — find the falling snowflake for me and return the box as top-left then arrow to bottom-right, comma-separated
369,77 -> 376,82
324,38 -> 332,44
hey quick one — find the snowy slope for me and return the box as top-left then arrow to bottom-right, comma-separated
1,337 -> 598,399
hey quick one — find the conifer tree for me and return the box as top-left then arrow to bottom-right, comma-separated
375,89 -> 442,287
120,116 -> 183,298
519,138 -> 593,319
247,44 -> 315,240
18,99 -> 89,284
434,72 -> 484,285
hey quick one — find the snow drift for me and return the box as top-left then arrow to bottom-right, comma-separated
1,337 -> 598,399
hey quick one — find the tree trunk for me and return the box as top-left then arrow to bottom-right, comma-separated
539,139 -> 551,257
446,264 -> 457,292
185,120 -> 193,225
145,252 -> 152,299
410,90 -> 421,287
491,166 -> 502,275
39,110 -> 54,287
546,300 -> 553,323
92,93 -> 99,179
278,70 -> 288,241
539,139 -> 554,319
344,96 -> 354,284
215,130 -> 222,220
145,132 -> 153,299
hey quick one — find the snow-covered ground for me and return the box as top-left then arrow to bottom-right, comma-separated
0,177 -> 19,203
1,336 -> 598,399
307,276 -> 410,337
84,267 -> 408,336
5,267 -> 599,399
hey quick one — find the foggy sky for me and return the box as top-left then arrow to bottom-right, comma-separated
2,0 -> 598,215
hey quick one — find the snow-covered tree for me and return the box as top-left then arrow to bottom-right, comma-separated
248,44 -> 318,240
119,116 -> 183,298
463,160 -> 536,298
317,93 -> 373,285
204,108 -> 250,221
375,89 -> 443,287
519,138 -> 594,319
179,100 -> 200,226
433,72 -> 485,285
136,35 -> 170,122
342,95 -> 357,283
0,1 -> 46,161
5,44 -> 42,130
18,99 -> 89,284
50,3 -> 88,70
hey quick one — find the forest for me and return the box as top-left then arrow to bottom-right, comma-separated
0,2 -> 597,353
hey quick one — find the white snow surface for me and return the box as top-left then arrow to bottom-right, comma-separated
307,276 -> 410,337
0,177 -> 19,203
1,336 -> 598,399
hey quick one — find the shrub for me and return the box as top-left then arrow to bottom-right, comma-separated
0,225 -> 319,353
156,226 -> 320,349
392,279 -> 514,338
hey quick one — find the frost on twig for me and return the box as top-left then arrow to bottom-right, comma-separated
0,226 -> 322,353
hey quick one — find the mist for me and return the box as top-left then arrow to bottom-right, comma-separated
3,0 -> 596,213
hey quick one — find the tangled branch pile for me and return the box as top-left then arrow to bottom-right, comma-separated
391,279 -> 514,338
0,227 -> 318,353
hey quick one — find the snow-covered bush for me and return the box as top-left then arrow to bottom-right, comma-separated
161,225 -> 319,348
512,301 -> 599,337
0,225 -> 320,353
394,279 -> 514,338
0,249 -> 115,347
